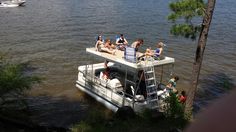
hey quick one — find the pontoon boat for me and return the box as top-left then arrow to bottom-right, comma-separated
76,47 -> 175,112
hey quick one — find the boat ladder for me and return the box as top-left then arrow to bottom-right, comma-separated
143,59 -> 159,109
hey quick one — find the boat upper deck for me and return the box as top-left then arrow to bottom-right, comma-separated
86,47 -> 175,70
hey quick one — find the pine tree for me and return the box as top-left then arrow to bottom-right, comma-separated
168,0 -> 216,114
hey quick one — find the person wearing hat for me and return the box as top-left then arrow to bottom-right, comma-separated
145,42 -> 164,60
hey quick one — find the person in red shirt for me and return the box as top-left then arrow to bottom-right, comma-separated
102,60 -> 110,80
179,91 -> 187,104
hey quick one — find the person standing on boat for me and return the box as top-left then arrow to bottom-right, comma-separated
137,70 -> 147,99
116,34 -> 128,51
166,75 -> 179,93
179,91 -> 187,104
102,60 -> 110,80
131,39 -> 144,52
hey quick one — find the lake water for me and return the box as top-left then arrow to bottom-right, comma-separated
0,0 -> 235,128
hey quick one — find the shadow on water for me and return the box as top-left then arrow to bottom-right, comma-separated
27,88 -> 113,128
0,93 -> 90,131
0,88 -> 114,132
26,94 -> 89,128
193,72 -> 235,113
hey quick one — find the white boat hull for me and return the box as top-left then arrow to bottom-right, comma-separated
76,81 -> 119,112
75,63 -> 162,113
0,0 -> 25,7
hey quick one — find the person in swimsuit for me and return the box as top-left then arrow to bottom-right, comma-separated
95,35 -> 104,51
131,39 -> 144,52
145,42 -> 164,60
104,39 -> 116,49
95,36 -> 115,55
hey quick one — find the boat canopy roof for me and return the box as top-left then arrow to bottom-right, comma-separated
86,47 -> 175,70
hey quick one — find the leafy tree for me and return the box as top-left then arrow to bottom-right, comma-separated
168,0 -> 216,114
164,93 -> 185,119
0,54 -> 40,110
163,92 -> 189,129
168,0 -> 206,40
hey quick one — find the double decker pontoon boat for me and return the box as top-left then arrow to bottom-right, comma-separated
76,47 -> 175,112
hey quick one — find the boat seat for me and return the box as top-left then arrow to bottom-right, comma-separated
107,78 -> 122,89
157,89 -> 169,99
157,83 -> 166,90
99,72 -> 107,87
130,86 -> 144,101
99,72 -> 122,89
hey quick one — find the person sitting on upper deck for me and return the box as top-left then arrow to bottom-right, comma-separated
95,36 -> 116,55
145,42 -> 164,60
104,38 -> 116,49
116,34 -> 128,51
95,35 -> 104,51
131,38 -> 144,52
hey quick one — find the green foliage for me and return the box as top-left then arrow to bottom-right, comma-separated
164,92 -> 189,127
85,109 -> 107,125
0,54 -> 40,110
71,109 -> 107,132
71,121 -> 92,132
0,64 -> 38,95
71,106 -> 189,132
170,24 -> 202,40
139,108 -> 153,121
164,93 -> 184,118
168,0 -> 205,21
168,0 -> 206,40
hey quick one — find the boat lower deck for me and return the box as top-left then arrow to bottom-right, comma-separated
76,62 -> 171,112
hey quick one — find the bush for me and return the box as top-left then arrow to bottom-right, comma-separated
163,92 -> 189,128
0,54 -> 40,111
71,121 -> 92,132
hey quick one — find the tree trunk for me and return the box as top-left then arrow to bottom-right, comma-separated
185,0 -> 216,114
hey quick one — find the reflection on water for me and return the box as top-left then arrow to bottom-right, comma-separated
0,0 -> 235,128
194,72 -> 235,112
27,95 -> 88,127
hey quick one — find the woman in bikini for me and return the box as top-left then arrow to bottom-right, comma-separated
95,36 -> 115,55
